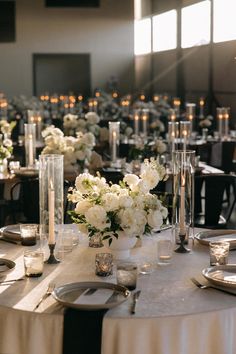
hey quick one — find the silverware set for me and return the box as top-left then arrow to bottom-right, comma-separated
191,277 -> 236,296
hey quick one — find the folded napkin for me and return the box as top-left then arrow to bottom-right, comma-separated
63,308 -> 107,354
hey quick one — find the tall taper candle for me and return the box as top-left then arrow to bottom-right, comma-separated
48,180 -> 55,244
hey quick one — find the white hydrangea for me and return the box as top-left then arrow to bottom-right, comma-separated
85,205 -> 110,231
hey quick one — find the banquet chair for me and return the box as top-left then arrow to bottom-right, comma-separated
194,174 -> 236,229
10,178 -> 40,224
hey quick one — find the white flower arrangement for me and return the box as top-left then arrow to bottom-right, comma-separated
0,119 -> 16,136
68,158 -> 168,243
41,126 -> 95,170
199,115 -> 213,128
0,138 -> 13,160
63,112 -> 101,138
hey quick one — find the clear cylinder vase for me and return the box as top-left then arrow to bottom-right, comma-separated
109,121 -> 120,166
39,154 -> 64,243
172,150 -> 195,251
24,123 -> 36,167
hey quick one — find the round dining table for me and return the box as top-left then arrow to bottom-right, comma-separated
0,228 -> 236,354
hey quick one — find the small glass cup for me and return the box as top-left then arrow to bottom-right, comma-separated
24,250 -> 44,277
95,253 -> 113,277
157,233 -> 173,265
116,262 -> 138,290
209,241 -> 230,266
56,229 -> 74,260
20,224 -> 38,246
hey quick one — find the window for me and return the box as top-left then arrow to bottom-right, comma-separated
153,10 -> 177,52
134,18 -> 151,55
213,0 -> 236,43
181,0 -> 210,49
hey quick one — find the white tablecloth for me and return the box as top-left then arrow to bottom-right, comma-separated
0,229 -> 236,354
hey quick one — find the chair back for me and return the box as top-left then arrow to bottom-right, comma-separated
194,174 -> 236,228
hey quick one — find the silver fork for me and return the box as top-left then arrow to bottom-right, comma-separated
33,282 -> 55,311
191,277 -> 236,296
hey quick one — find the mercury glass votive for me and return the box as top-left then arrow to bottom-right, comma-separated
95,253 -> 113,277
209,241 -> 230,266
24,250 -> 44,277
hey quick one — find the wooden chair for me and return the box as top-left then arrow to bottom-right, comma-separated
194,174 -> 236,229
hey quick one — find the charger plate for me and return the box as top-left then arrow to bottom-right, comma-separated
195,229 -> 236,249
0,258 -> 15,273
0,225 -> 21,242
202,265 -> 236,289
52,281 -> 131,310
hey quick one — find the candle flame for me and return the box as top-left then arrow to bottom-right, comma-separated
181,175 -> 185,187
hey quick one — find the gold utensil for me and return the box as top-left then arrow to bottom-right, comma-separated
34,282 -> 55,311
191,277 -> 236,296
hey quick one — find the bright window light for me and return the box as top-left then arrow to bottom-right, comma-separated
181,1 -> 211,49
213,0 -> 236,43
134,0 -> 142,20
134,18 -> 151,55
152,10 -> 177,52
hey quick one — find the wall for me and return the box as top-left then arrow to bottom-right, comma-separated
0,0 -> 134,97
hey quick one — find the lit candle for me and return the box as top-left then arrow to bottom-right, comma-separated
112,131 -> 117,162
199,98 -> 204,118
48,180 -> 55,244
218,110 -> 223,138
223,108 -> 229,138
28,134 -> 34,167
179,174 -> 186,235
142,112 -> 148,137
169,109 -> 176,121
173,98 -> 181,117
37,116 -> 42,141
134,112 -> 139,136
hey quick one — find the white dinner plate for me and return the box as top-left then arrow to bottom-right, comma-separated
52,281 -> 130,310
195,229 -> 236,249
0,258 -> 16,273
202,265 -> 236,289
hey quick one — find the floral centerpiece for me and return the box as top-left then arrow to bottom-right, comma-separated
0,138 -> 13,161
63,112 -> 100,138
68,158 -> 168,255
41,125 -> 95,171
0,119 -> 16,139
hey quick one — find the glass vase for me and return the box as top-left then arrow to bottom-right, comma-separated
109,121 -> 120,166
172,150 -> 195,253
39,154 -> 64,243
24,123 -> 36,167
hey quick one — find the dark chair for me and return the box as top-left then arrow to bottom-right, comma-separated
194,174 -> 236,229
210,141 -> 236,173
10,178 -> 40,224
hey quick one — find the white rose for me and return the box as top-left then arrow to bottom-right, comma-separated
123,174 -> 139,188
75,173 -> 94,193
75,200 -> 92,215
85,205 -> 110,231
101,193 -> 120,211
140,168 -> 160,190
118,195 -> 133,208
147,210 -> 163,229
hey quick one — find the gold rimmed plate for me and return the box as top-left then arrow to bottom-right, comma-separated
14,167 -> 38,177
52,281 -> 131,310
195,229 -> 236,249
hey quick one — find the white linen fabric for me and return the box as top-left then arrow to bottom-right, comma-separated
0,229 -> 236,354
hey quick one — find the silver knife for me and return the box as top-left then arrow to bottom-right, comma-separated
131,290 -> 141,314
